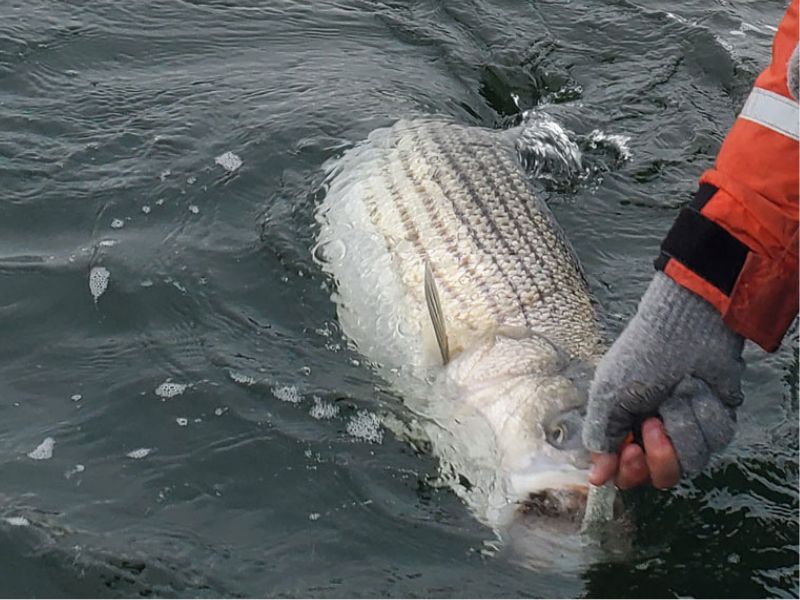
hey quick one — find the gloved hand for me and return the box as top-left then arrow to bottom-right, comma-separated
583,271 -> 745,486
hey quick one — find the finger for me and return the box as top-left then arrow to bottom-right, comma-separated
615,443 -> 650,490
642,418 -> 681,489
588,452 -> 618,486
585,380 -> 670,453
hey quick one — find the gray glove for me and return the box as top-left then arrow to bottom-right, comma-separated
583,271 -> 745,475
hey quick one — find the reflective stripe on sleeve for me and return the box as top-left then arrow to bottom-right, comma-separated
739,87 -> 799,141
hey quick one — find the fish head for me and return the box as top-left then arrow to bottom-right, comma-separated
441,329 -> 594,523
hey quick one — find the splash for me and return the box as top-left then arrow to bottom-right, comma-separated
27,437 -> 55,460
272,385 -> 302,404
155,381 -> 188,399
229,371 -> 256,385
126,448 -> 152,459
309,396 -> 339,420
514,110 -> 584,182
215,151 -> 242,172
346,410 -> 383,444
89,266 -> 110,303
585,129 -> 633,161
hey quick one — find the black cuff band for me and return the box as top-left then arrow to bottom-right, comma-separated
654,184 -> 750,296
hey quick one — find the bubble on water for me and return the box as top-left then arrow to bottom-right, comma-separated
229,371 -> 255,385
27,437 -> 55,460
396,319 -> 417,339
65,464 -> 85,478
312,238 -> 347,264
308,512 -> 321,521
155,382 -> 187,399
176,417 -> 188,427
89,266 -> 110,303
272,385 -> 301,404
215,151 -> 242,172
71,394 -> 82,402
126,448 -> 152,459
346,411 -> 383,444
299,366 -> 311,376
189,205 -> 199,214
4,517 -> 30,527
142,205 -> 151,214
309,396 -> 339,420
110,218 -> 125,229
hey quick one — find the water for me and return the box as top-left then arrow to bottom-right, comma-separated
0,0 -> 796,597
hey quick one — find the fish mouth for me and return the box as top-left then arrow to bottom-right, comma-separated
508,469 -> 592,520
520,485 -> 589,519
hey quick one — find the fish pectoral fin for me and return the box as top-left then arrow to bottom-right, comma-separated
424,260 -> 450,365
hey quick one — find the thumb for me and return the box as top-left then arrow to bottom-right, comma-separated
583,378 -> 670,453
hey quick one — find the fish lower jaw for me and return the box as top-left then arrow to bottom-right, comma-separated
508,468 -> 589,498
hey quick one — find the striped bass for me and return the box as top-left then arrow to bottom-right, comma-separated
314,114 -> 604,529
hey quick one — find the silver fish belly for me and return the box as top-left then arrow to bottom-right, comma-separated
315,116 -> 602,527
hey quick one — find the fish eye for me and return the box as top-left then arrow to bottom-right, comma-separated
552,424 -> 566,445
545,409 -> 583,450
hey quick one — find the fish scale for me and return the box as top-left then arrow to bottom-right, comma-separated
351,118 -> 599,361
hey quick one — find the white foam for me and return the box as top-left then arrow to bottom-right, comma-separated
346,411 -> 383,444
27,437 -> 55,460
126,448 -> 152,459
71,394 -> 82,402
154,382 -> 187,399
272,385 -> 301,404
89,266 -> 110,303
65,464 -> 85,478
309,396 -> 339,420
189,205 -> 199,214
4,517 -> 29,527
215,151 -> 242,172
229,371 -> 256,385
142,205 -> 151,214
308,512 -> 321,521
110,218 -> 124,229
586,129 -> 633,161
176,417 -> 188,427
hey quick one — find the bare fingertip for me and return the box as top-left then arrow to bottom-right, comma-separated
588,452 -> 618,485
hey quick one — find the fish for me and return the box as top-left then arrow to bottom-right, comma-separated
314,113 -> 606,530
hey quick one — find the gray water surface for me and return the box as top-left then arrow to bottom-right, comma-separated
1,1 -> 797,597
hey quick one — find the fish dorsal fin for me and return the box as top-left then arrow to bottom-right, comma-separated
424,260 -> 450,365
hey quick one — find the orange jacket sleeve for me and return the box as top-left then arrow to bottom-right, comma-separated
656,0 -> 799,352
